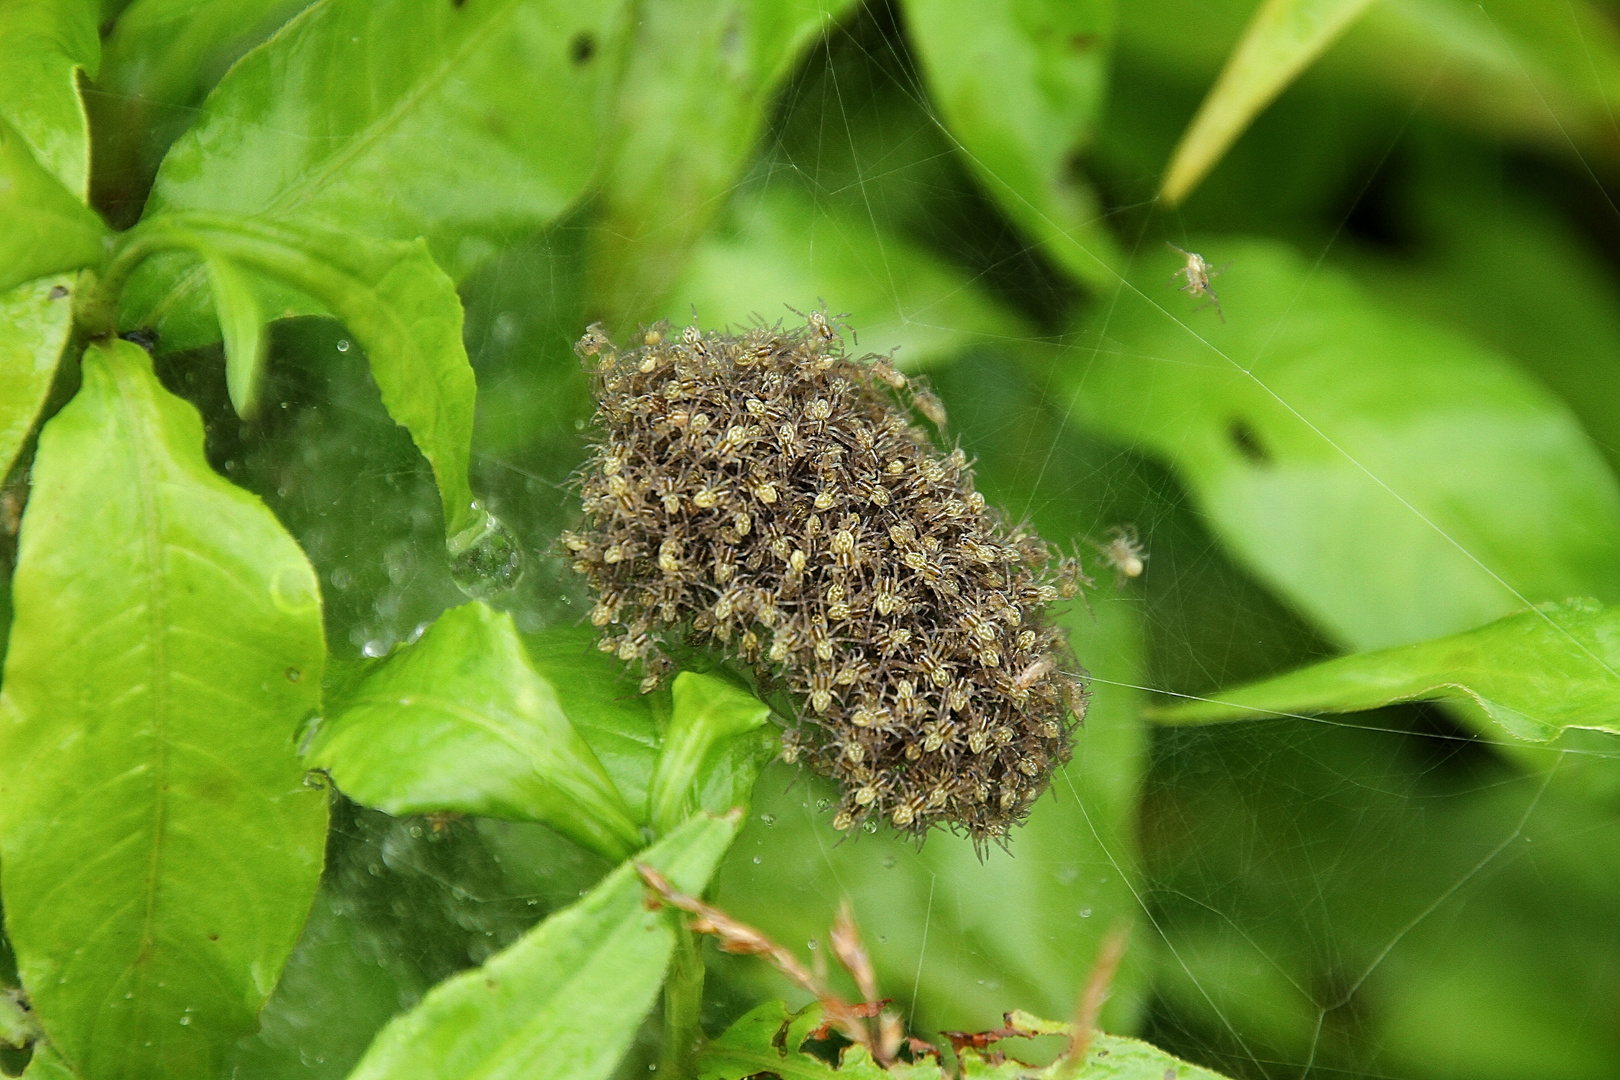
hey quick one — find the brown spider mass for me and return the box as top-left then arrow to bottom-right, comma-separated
562,315 -> 1090,840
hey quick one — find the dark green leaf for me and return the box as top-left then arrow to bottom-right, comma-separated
0,339 -> 328,1080
124,0 -> 625,350
206,254 -> 267,417
114,214 -> 480,536
0,0 -> 99,478
664,189 -> 1028,370
1161,0 -> 1377,204
1151,598 -> 1620,743
588,0 -> 856,326
1064,236 -> 1620,650
309,602 -> 643,861
343,810 -> 741,1080
0,115 -> 106,295
648,672 -> 771,833
902,0 -> 1121,289
523,625 -> 662,822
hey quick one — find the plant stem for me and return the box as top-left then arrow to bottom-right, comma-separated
660,925 -> 705,1078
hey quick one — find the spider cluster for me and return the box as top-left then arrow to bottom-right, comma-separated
562,315 -> 1089,840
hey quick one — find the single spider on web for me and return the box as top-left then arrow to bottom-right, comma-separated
1168,242 -> 1225,322
1090,526 -> 1147,586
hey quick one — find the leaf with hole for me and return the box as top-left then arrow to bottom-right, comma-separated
1062,236 -> 1620,651
0,338 -> 328,1080
343,811 -> 741,1080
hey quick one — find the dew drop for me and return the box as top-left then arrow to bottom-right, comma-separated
815,798 -> 831,813
882,855 -> 897,869
759,813 -> 776,826
447,505 -> 525,600
862,821 -> 878,834
361,639 -> 388,658
336,339 -> 350,352
1079,908 -> 1092,919
752,856 -> 761,864
807,939 -> 817,950
179,1016 -> 191,1026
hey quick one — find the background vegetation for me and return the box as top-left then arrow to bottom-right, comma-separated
5,0 -> 1620,1078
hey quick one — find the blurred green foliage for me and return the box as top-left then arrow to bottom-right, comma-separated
5,0 -> 1620,1078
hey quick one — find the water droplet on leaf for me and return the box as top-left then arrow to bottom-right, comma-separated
448,505 -> 525,600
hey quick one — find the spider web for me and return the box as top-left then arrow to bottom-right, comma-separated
117,3 -> 1620,1079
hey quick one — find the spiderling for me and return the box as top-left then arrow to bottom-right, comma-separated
562,315 -> 1090,841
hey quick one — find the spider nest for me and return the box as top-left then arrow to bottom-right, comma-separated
561,314 -> 1089,841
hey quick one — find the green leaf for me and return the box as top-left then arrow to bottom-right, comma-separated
1160,0 -> 1377,204
1150,598 -> 1620,743
664,189 -> 1028,370
587,0 -> 856,327
19,1044 -> 74,1079
903,0 -> 1122,289
0,0 -> 98,193
1064,236 -> 1620,650
89,0 -> 307,212
343,810 -> 741,1080
699,1001 -> 1236,1079
0,0 -> 100,480
0,115 -> 107,296
124,0 -> 625,350
206,254 -> 267,418
0,279 -> 75,480
648,672 -> 771,834
114,214 -> 480,536
523,625 -> 662,822
0,339 -> 328,1080
308,602 -> 643,862
1339,0 -> 1620,159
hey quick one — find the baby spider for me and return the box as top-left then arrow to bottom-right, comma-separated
1167,242 -> 1224,323
1091,525 -> 1147,585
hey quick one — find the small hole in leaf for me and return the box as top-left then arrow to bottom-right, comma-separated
1228,418 -> 1270,465
48,285 -> 68,300
570,31 -> 596,64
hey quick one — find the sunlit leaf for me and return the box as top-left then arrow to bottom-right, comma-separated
124,0 -> 625,350
648,672 -> 772,833
309,602 -> 643,862
0,339 -> 328,1080
344,811 -> 741,1080
523,625 -> 662,822
588,0 -> 857,327
1161,0 -> 1377,204
206,254 -> 267,418
1151,598 -> 1620,743
1063,236 -> 1620,651
664,189 -> 1029,370
114,213 -> 480,536
903,0 -> 1122,288
0,0 -> 99,479
0,115 -> 106,295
